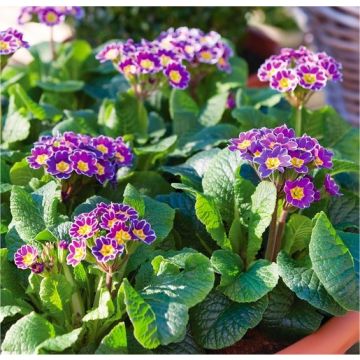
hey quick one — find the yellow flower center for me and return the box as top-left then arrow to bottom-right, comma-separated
201,51 -> 212,60
279,78 -> 290,89
46,12 -> 58,24
314,157 -> 323,166
265,157 -> 281,170
77,160 -> 89,172
23,253 -> 35,266
160,55 -> 171,66
105,49 -> 119,60
291,157 -> 304,168
268,69 -> 276,77
237,139 -> 251,150
78,224 -> 92,236
133,228 -> 146,240
100,244 -> 114,257
114,230 -> 132,244
56,161 -> 70,173
108,219 -> 117,228
218,57 -> 226,66
123,65 -> 135,76
290,186 -> 304,200
96,144 -> 108,154
74,247 -> 85,260
303,73 -> 316,84
254,150 -> 261,157
36,154 -> 48,165
96,163 -> 105,176
0,41 -> 9,50
185,45 -> 194,54
140,59 -> 154,70
53,140 -> 61,147
169,70 -> 181,84
115,152 -> 125,162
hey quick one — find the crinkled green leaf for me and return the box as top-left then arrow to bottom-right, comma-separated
247,181 -> 277,264
277,251 -> 346,316
198,92 -> 228,126
83,288 -> 114,322
9,159 -> 44,186
1,312 -> 56,354
338,231 -> 359,281
190,291 -> 268,349
96,322 -> 127,354
309,212 -> 359,310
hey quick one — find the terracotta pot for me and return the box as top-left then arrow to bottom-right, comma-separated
278,312 -> 360,354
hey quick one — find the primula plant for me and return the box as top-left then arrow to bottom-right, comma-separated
0,6 -> 359,355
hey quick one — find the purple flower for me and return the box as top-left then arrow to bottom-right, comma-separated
59,240 -> 68,250
157,49 -> 178,67
100,210 -> 121,230
95,159 -> 115,184
118,58 -> 138,77
14,245 -> 38,269
312,146 -> 333,169
228,130 -> 259,153
108,222 -> 134,245
46,150 -> 73,179
254,146 -> 291,178
260,132 -> 298,151
197,46 -> 218,64
90,135 -> 115,158
324,174 -> 342,197
91,236 -> 123,263
137,52 -> 160,74
18,7 -> 36,25
96,42 -> 123,63
66,240 -> 86,267
27,146 -> 52,169
284,177 -> 315,209
296,135 -> 317,152
288,150 -> 313,174
273,125 -> 296,139
0,28 -> 25,55
258,59 -> 287,82
296,64 -> 327,91
69,214 -> 98,240
91,202 -> 111,218
38,7 -> 64,26
319,58 -> 342,82
132,219 -> 156,244
164,63 -> 190,89
111,203 -> 138,221
113,143 -> 133,166
6,28 -> 29,49
226,92 -> 236,110
30,262 -> 44,274
69,150 -> 97,176
270,69 -> 298,93
216,44 -> 233,73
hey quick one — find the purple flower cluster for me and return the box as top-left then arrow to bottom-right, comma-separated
258,46 -> 342,93
27,132 -> 133,184
96,27 -> 232,94
229,125 -> 341,209
0,28 -> 29,55
18,6 -> 84,27
66,202 -> 156,267
14,245 -> 44,273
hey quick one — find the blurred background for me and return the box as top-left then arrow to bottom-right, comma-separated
1,6 -> 359,126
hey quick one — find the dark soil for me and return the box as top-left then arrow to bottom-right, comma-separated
210,328 -> 292,354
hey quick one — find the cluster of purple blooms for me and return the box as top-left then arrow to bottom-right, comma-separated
66,202 -> 156,267
257,46 -> 342,93
229,125 -> 342,209
14,245 -> 44,273
18,6 -> 84,27
0,28 -> 29,55
96,27 -> 232,92
27,132 -> 133,185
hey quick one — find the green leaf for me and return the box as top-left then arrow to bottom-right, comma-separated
123,183 -> 146,217
216,56 -> 248,91
0,289 -> 32,323
1,312 -> 56,354
169,89 -> 200,136
36,327 -> 83,354
338,231 -> 359,281
330,159 -> 360,176
2,110 -> 31,144
247,181 -> 277,264
195,193 -> 231,250
261,281 -> 323,341
328,190 -> 359,227
96,322 -> 127,354
10,186 -> 45,241
39,275 -> 73,323
309,212 -> 359,310
8,83 -> 46,120
242,88 -> 282,109
282,214 -> 313,254
117,91 -> 148,137
212,251 -> 278,303
202,148 -> 244,223
277,252 -> 346,316
198,92 -> 228,126
37,80 -> 85,92
98,98 -> 120,136
190,291 -> 268,349
232,106 -> 277,131
83,288 -> 114,322
72,195 -> 110,219
10,159 -> 44,186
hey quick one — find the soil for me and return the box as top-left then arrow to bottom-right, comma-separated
210,328 -> 292,354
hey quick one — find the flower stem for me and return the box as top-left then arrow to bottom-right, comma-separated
105,270 -> 113,294
274,209 -> 289,257
295,105 -> 303,137
265,197 -> 279,262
